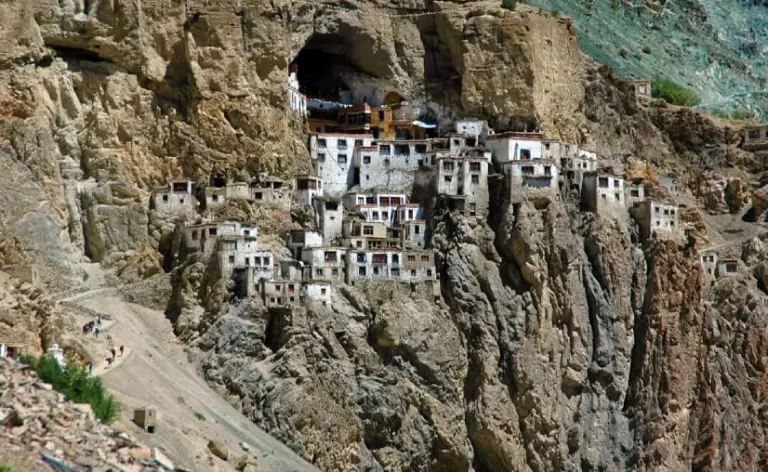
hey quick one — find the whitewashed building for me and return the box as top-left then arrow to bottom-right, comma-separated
485,132 -> 548,164
455,119 -> 490,145
313,197 -> 344,245
310,133 -> 375,196
631,200 -> 680,241
700,252 -> 717,280
185,221 -> 258,255
304,281 -> 332,307
355,140 -> 427,192
288,64 -> 307,117
152,181 -> 196,217
347,249 -> 403,281
582,173 -> 626,214
625,182 -> 646,207
295,175 -> 324,206
401,250 -> 437,283
436,157 -> 490,217
287,229 -> 323,260
301,247 -> 346,283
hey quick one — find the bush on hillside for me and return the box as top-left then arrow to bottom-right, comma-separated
731,108 -> 752,121
651,77 -> 701,107
501,0 -> 517,11
21,355 -> 119,424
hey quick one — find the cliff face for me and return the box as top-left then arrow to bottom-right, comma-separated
2,1 -> 768,472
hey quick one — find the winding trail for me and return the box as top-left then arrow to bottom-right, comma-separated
62,289 -> 317,472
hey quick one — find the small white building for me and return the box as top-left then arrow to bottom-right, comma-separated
313,197 -> 344,246
625,182 -> 646,207
401,220 -> 427,249
700,252 -> 717,279
288,64 -> 307,117
295,175 -> 324,206
343,220 -> 400,250
631,200 -> 680,241
347,249 -> 403,282
400,250 -> 437,284
301,247 -> 346,283
717,258 -> 741,278
582,173 -> 626,214
261,279 -> 303,307
309,133 -> 375,196
251,178 -> 292,212
355,140 -> 426,192
287,229 -> 323,260
152,181 -> 196,217
185,221 -> 258,255
503,159 -> 559,203
304,281 -> 332,307
397,204 -> 425,224
436,157 -> 489,217
485,132 -> 548,164
455,119 -> 490,145
217,235 -> 273,279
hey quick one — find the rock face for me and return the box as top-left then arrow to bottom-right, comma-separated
1,1 -> 768,472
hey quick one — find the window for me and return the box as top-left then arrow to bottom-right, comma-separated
391,268 -> 400,276
392,254 -> 399,264
338,139 -> 348,150
384,158 -> 391,167
395,144 -> 409,155
427,269 -> 433,276
520,149 -> 531,160
209,228 -> 217,236
749,130 -> 760,139
444,176 -> 452,183
379,145 -> 391,155
382,211 -> 388,220
601,194 -> 607,200
468,174 -> 479,185
630,189 -> 639,197
245,257 -> 250,266
318,138 -> 327,146
408,210 -> 414,219
469,162 -> 481,172
421,255 -> 429,261
544,166 -> 551,176
521,166 -> 534,175
324,251 -> 338,262
228,255 -> 235,263
191,230 -> 198,240
321,287 -> 327,295
162,194 -> 169,202
179,198 -> 185,204
725,262 -> 737,273
275,285 -> 281,292
613,179 -> 621,188
332,268 -> 339,277
379,111 -> 385,120
357,253 -> 366,263
372,211 -> 379,220
356,240 -> 363,248
415,225 -> 421,234
363,225 -> 374,235
317,153 -> 325,161
315,268 -> 324,277
212,194 -> 219,202
416,144 -> 427,153
670,208 -> 676,215
372,253 -> 387,264
358,266 -> 366,276
338,154 -> 347,164
615,193 -> 620,200
355,139 -> 363,146
363,155 -> 371,164
288,284 -> 295,293
407,255 -> 416,261
664,209 -> 669,215
442,161 -> 455,171
411,269 -> 417,276
654,206 -> 660,213
599,177 -> 609,188
264,256 -> 270,266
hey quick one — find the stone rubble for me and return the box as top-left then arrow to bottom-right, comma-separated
0,357 -> 170,471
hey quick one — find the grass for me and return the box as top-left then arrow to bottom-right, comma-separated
651,77 -> 701,107
0,465 -> 12,472
708,107 -> 753,121
20,355 -> 119,424
194,411 -> 206,421
501,0 -> 516,10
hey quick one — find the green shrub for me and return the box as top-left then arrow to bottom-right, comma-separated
551,8 -> 559,17
641,45 -> 651,54
21,356 -> 119,424
651,77 -> 701,107
709,108 -> 730,119
0,465 -> 12,472
731,108 -> 751,121
194,412 -> 206,421
501,0 -> 517,11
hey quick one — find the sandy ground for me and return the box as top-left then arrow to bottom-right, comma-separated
65,290 -> 317,472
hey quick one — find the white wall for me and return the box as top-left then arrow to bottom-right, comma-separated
305,282 -> 332,307
310,134 -> 374,196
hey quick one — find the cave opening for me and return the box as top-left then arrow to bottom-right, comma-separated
293,33 -> 376,104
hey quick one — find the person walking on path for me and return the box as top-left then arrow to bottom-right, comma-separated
88,362 -> 93,374
119,345 -> 124,357
94,326 -> 100,338
106,356 -> 113,368
109,347 -> 116,360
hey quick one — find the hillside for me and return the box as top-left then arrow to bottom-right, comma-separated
0,0 -> 768,471
527,0 -> 768,116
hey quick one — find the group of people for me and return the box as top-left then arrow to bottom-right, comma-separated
105,345 -> 125,367
81,317 -> 102,336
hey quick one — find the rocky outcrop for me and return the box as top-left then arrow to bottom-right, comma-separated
0,357 -> 163,471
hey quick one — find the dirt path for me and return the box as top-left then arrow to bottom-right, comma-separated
69,293 -> 317,472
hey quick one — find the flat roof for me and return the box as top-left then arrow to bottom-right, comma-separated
311,132 -> 375,138
486,131 -> 547,141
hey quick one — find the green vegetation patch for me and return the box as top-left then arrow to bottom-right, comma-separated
651,77 -> 701,107
21,355 -> 119,424
194,411 -> 206,421
501,0 -> 517,10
